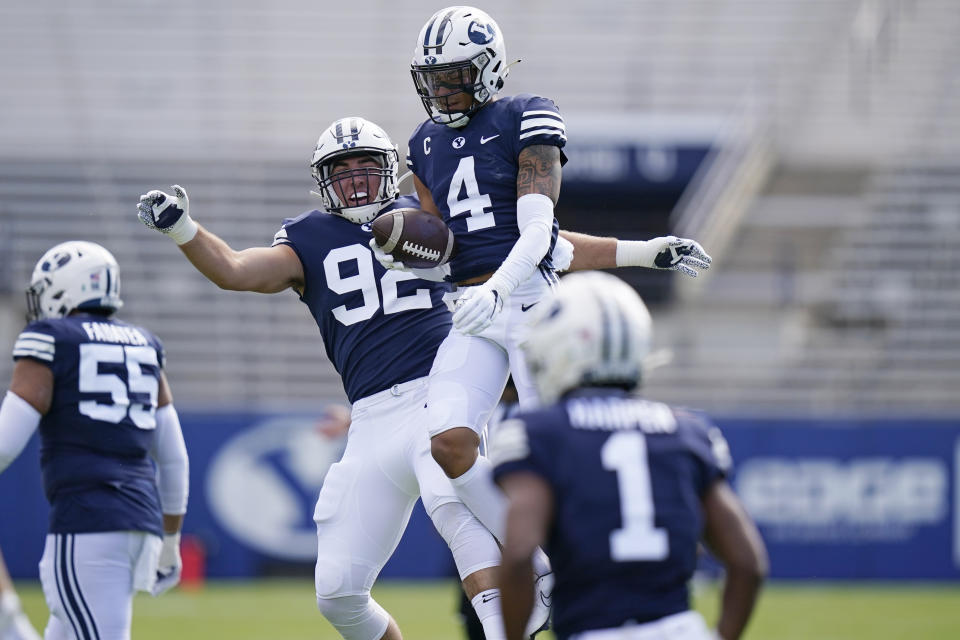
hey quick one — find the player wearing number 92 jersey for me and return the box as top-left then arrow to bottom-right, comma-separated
272,194 -> 452,403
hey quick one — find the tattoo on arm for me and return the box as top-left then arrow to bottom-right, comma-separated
517,145 -> 561,203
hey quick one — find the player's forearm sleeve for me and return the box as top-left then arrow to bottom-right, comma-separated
488,193 -> 554,297
0,391 -> 41,474
153,404 -> 189,514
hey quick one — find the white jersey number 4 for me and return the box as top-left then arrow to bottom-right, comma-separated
601,431 -> 670,562
447,156 -> 495,232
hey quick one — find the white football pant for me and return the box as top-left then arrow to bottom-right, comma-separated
429,266 -> 558,439
313,377 -> 500,639
38,531 -> 160,640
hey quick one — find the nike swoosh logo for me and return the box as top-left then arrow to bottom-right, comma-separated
480,134 -> 500,144
521,302 -> 539,312
481,593 -> 500,603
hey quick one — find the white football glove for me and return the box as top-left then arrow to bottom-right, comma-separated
452,282 -> 504,335
151,533 -> 183,596
616,236 -> 712,277
138,185 -> 199,245
367,239 -> 450,283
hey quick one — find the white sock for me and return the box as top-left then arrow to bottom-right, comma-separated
470,589 -> 506,640
451,456 -> 508,542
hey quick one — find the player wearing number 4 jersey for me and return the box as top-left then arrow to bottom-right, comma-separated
491,272 -> 767,640
396,7 -> 713,637
0,241 -> 189,640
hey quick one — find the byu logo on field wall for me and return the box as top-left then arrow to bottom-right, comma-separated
207,417 -> 344,560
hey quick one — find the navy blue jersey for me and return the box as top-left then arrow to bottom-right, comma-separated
407,94 -> 566,281
12,314 -> 167,536
273,195 -> 453,403
492,389 -> 731,639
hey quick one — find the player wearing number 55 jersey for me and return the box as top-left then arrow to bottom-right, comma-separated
491,272 -> 767,640
0,241 -> 189,640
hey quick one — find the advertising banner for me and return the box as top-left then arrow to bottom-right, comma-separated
2,414 -> 958,580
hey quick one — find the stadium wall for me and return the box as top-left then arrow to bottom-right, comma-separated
2,414 -> 959,581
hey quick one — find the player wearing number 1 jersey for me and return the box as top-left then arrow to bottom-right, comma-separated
491,272 -> 767,640
0,241 -> 189,640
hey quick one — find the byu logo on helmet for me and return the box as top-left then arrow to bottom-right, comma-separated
468,21 -> 495,44
425,55 -> 438,64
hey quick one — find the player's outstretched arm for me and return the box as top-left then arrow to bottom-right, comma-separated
137,186 -> 304,293
558,231 -> 712,277
150,373 -> 189,596
497,471 -> 554,640
701,480 -> 768,640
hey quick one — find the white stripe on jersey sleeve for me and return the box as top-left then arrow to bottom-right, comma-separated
520,118 -> 566,132
519,129 -> 568,142
521,110 -> 564,120
13,347 -> 54,362
18,332 -> 54,343
13,331 -> 56,362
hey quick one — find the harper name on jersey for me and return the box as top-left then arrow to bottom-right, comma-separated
13,314 -> 167,536
273,194 -> 453,403
407,94 -> 566,282
491,389 -> 732,640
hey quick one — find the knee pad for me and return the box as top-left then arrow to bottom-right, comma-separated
315,593 -> 390,640
430,501 -> 500,580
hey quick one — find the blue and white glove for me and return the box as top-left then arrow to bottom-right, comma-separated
367,239 -> 450,283
616,236 -> 712,278
452,282 -> 503,335
138,185 -> 199,245
151,533 -> 183,596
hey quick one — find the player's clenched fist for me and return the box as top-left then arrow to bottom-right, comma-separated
137,185 -> 198,245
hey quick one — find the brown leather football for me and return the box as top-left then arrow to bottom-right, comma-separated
370,208 -> 455,269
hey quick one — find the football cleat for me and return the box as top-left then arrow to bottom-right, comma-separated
525,571 -> 554,638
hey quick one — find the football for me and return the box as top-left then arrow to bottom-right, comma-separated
370,208 -> 455,269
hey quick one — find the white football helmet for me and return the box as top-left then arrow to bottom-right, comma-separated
524,272 -> 652,404
26,241 -> 123,322
310,117 -> 400,224
410,6 -> 508,128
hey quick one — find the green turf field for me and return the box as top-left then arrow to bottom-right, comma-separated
15,578 -> 960,639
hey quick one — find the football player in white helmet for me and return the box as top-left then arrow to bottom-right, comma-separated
410,6 -> 509,129
1,241 -> 188,640
310,117 -> 400,224
401,7 -> 714,638
493,272 -> 767,640
25,240 -> 123,322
